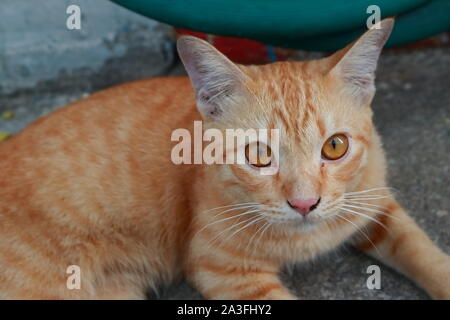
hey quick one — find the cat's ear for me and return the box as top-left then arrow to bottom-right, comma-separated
177,36 -> 247,119
328,18 -> 394,104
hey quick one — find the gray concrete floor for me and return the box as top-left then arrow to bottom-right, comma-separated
0,47 -> 449,300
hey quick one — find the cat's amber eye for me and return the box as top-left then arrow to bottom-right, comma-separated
321,134 -> 349,160
245,142 -> 272,167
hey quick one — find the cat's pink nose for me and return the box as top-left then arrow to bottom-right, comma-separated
288,198 -> 321,216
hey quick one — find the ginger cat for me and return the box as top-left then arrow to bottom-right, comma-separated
0,18 -> 449,299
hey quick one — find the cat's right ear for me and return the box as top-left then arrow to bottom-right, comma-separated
327,18 -> 394,105
177,36 -> 247,119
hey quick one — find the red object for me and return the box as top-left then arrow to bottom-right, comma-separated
176,28 -> 291,64
392,31 -> 450,51
176,29 -> 450,63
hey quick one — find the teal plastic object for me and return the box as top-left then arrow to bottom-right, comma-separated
273,0 -> 450,50
110,0 -> 449,50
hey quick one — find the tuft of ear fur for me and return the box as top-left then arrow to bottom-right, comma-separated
329,18 -> 394,104
177,36 -> 247,119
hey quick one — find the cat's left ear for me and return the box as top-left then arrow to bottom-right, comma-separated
177,36 -> 247,119
328,18 -> 394,104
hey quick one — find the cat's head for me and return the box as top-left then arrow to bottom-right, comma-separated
177,19 -> 394,230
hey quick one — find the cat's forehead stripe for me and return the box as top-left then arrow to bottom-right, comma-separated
246,62 -> 325,144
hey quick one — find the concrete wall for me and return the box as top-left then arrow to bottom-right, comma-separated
0,0 -> 176,95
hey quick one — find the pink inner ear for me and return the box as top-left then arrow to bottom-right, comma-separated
177,37 -> 248,119
328,21 -> 393,103
342,72 -> 374,89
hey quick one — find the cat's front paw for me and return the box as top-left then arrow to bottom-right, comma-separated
430,285 -> 450,300
428,256 -> 450,300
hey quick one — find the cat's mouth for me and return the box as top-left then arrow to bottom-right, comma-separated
243,200 -> 329,231
264,210 -> 324,230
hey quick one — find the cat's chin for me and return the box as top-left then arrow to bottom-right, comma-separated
291,221 -> 319,233
273,216 -> 322,233
293,219 -> 321,232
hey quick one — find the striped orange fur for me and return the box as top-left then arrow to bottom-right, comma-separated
0,18 -> 448,299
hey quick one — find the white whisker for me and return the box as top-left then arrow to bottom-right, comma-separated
195,207 -> 262,238
206,214 -> 263,248
322,197 -> 345,211
344,200 -> 387,210
342,204 -> 400,221
254,221 -> 272,249
344,187 -> 394,196
210,204 -> 264,218
220,215 -> 266,245
203,202 -> 260,213
246,221 -> 268,253
339,207 -> 390,234
333,213 -> 382,257
343,195 -> 393,201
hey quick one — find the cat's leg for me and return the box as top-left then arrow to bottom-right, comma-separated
65,276 -> 148,300
354,198 -> 450,299
91,285 -> 147,300
186,260 -> 296,300
2,280 -> 147,300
